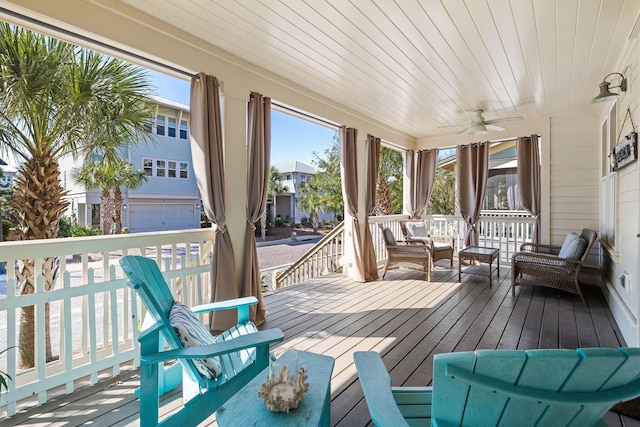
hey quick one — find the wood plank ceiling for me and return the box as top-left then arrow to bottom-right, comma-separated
120,0 -> 639,138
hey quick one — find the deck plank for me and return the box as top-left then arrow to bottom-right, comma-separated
2,263 -> 627,427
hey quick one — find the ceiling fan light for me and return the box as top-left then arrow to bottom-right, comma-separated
468,123 -> 487,134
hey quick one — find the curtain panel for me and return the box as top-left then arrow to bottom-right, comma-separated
456,142 -> 489,247
364,135 -> 380,280
340,127 -> 368,282
404,149 -> 416,215
413,148 -> 439,217
189,73 -> 238,331
517,135 -> 541,244
243,92 -> 270,325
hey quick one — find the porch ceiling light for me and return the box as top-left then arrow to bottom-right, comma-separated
592,72 -> 627,103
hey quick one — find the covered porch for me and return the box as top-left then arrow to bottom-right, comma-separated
4,264 -> 631,426
0,1 -> 639,425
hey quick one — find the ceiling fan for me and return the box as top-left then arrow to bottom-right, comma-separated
444,110 -> 524,135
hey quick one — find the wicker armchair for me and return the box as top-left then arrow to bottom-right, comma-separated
380,226 -> 431,280
511,229 -> 597,304
400,220 -> 454,268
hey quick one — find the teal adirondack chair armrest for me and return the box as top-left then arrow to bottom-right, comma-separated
354,351 -> 414,427
190,296 -> 257,324
140,328 -> 284,365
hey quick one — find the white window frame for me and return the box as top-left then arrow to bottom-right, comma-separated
142,157 -> 189,179
167,116 -> 177,138
600,102 -> 617,248
179,119 -> 188,140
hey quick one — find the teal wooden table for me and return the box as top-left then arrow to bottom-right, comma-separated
216,350 -> 335,426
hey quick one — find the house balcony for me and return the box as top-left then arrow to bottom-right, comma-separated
0,221 -> 634,426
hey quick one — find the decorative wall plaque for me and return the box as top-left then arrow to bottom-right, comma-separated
612,131 -> 637,171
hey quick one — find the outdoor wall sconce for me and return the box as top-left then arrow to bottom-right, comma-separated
592,72 -> 627,103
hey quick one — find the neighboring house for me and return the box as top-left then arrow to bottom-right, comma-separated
271,161 -> 333,223
61,96 -> 200,233
439,139 -> 524,212
0,159 -> 17,187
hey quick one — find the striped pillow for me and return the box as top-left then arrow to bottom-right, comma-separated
169,301 -> 222,380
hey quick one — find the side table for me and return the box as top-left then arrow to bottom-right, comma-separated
216,350 -> 334,427
458,246 -> 500,287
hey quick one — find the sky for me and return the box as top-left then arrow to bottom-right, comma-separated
146,69 -> 336,167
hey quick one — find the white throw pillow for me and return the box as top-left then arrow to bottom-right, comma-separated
405,222 -> 428,238
558,232 -> 580,259
169,301 -> 222,380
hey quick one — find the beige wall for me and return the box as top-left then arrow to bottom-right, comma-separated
597,36 -> 640,346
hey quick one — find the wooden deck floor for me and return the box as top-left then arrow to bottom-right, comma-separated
4,262 -> 639,426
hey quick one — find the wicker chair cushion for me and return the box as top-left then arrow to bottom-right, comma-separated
405,221 -> 428,238
383,228 -> 397,246
433,241 -> 450,250
558,232 -> 587,259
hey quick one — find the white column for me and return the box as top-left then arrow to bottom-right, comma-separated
223,91 -> 248,294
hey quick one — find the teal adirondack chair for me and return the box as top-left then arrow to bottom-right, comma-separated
120,255 -> 284,426
354,348 -> 640,427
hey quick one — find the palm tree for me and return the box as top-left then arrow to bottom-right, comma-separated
298,180 -> 322,233
72,162 -> 117,234
112,162 -> 148,234
261,166 -> 288,240
0,23 -> 152,366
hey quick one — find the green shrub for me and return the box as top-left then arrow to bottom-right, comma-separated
300,216 -> 308,225
59,216 -> 101,237
2,219 -> 11,241
274,216 -> 286,227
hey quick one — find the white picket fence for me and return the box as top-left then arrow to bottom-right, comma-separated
0,228 -> 215,416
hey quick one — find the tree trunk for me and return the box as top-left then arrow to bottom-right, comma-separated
12,155 -> 67,367
113,187 -> 123,234
100,188 -> 112,235
260,211 -> 266,241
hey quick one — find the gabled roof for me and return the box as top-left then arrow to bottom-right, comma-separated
272,161 -> 316,175
148,95 -> 189,112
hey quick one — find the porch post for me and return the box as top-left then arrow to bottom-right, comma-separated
223,90 -> 249,296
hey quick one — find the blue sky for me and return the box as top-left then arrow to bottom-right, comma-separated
147,69 -> 336,166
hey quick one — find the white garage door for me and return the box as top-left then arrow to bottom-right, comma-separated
128,203 -> 196,232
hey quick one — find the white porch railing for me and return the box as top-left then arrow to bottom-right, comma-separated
369,212 -> 535,263
0,228 -> 215,416
274,222 -> 345,288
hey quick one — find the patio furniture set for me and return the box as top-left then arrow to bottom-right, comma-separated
120,224 -> 613,426
384,220 -> 598,304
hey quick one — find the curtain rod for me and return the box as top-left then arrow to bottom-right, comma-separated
0,7 -> 198,80
271,101 -> 340,129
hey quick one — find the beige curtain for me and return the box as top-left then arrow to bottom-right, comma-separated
243,93 -> 270,325
413,149 -> 439,218
404,149 -> 416,215
456,142 -> 489,247
190,73 -> 237,331
517,135 -> 541,244
340,127 -> 367,282
364,135 -> 380,280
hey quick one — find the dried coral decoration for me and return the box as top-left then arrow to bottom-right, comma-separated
258,351 -> 309,412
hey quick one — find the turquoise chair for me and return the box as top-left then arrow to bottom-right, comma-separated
120,255 -> 284,426
354,348 -> 640,426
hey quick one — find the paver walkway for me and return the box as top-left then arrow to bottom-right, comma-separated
256,235 -> 322,269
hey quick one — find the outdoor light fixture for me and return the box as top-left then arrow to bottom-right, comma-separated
592,72 -> 627,103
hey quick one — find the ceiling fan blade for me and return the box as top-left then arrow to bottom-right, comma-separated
484,116 -> 523,125
485,124 -> 505,132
